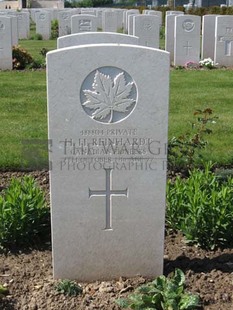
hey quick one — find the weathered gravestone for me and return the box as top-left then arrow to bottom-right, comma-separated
102,10 -> 118,33
57,32 -> 139,49
0,12 -> 18,46
214,15 -> 233,67
58,10 -> 72,37
47,43 -> 169,281
165,12 -> 184,63
201,15 -> 218,60
174,15 -> 201,66
36,11 -> 51,40
0,16 -> 12,70
133,14 -> 160,48
16,11 -> 30,39
71,14 -> 97,33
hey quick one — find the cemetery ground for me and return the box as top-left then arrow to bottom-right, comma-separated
0,40 -> 233,309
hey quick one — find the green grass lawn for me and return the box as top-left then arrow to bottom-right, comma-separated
0,39 -> 232,170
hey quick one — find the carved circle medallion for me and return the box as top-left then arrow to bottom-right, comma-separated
182,19 -> 195,32
80,67 -> 138,124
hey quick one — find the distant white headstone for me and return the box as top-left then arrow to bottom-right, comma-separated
133,15 -> 160,48
0,16 -> 12,70
147,10 -> 162,27
125,9 -> 140,32
202,15 -> 218,60
47,43 -> 169,281
36,11 -> 51,40
57,32 -> 139,49
166,10 -> 184,16
214,15 -> 233,67
71,14 -> 98,33
102,11 -> 118,32
0,12 -> 18,46
174,15 -> 201,66
165,14 -> 182,63
58,10 -> 72,37
16,11 -> 30,39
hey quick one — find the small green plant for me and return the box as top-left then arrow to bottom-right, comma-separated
30,33 -> 43,40
0,176 -> 50,248
55,280 -> 82,296
51,19 -> 59,39
0,284 -> 8,298
166,162 -> 233,249
40,48 -> 49,57
168,108 -> 218,170
12,45 -> 34,70
116,269 -> 200,309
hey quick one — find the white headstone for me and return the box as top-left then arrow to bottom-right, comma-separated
47,43 -> 169,281
128,14 -> 138,36
8,15 -> 18,46
102,11 -> 118,32
133,15 -> 160,48
202,15 -> 218,60
0,12 -> 18,46
71,14 -> 98,34
147,10 -> 162,27
115,9 -> 125,30
166,10 -> 184,16
57,32 -> 139,49
174,15 -> 201,66
125,9 -> 140,32
16,11 -> 30,39
96,10 -> 103,29
81,9 -> 96,16
0,16 -> 12,70
214,15 -> 233,67
36,11 -> 51,40
58,10 -> 72,37
165,14 -> 181,63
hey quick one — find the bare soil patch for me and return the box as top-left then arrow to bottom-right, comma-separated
0,171 -> 233,310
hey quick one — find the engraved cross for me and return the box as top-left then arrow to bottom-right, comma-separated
183,41 -> 192,56
219,36 -> 233,56
89,168 -> 128,230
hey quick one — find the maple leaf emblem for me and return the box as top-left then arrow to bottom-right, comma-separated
82,70 -> 135,123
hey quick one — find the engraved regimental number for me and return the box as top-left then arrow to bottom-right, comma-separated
89,169 -> 128,230
80,67 -> 137,124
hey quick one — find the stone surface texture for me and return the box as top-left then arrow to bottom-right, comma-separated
47,43 -> 169,281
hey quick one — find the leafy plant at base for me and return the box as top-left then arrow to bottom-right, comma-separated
0,284 -> 8,298
30,33 -> 43,40
166,162 -> 233,249
55,280 -> 82,296
168,108 -> 218,171
51,19 -> 59,39
0,176 -> 50,248
116,269 -> 200,309
12,45 -> 34,69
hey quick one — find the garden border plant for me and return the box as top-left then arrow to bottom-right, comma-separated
0,176 -> 50,249
166,162 -> 233,249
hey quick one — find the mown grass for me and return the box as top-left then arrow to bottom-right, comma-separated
169,69 -> 233,165
0,39 -> 232,170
